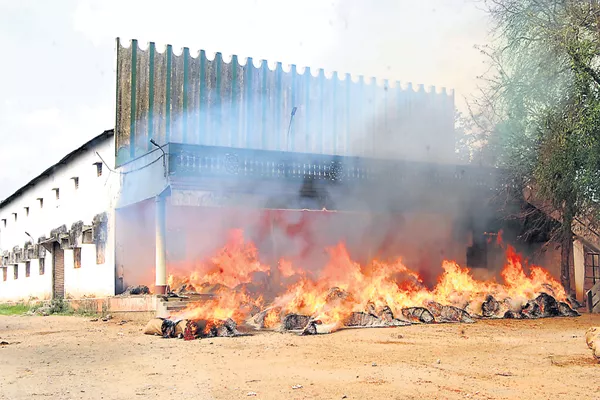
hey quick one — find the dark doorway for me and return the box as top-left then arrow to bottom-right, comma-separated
52,242 -> 65,299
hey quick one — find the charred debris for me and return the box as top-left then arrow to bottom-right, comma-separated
145,288 -> 579,340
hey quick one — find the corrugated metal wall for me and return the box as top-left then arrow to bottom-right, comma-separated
115,39 -> 455,166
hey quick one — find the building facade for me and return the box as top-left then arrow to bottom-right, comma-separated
3,39 -> 592,306
0,130 -> 119,302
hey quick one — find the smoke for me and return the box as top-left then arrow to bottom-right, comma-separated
113,4 -> 557,292
116,85 -> 513,294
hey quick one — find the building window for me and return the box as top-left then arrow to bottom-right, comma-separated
2,267 -> 6,282
1,219 -> 5,228
53,188 -> 60,200
74,247 -> 82,269
25,261 -> 30,277
24,207 -> 29,216
13,213 -> 17,222
39,257 -> 45,275
72,177 -> 79,190
13,265 -> 18,280
94,162 -> 103,177
38,198 -> 44,208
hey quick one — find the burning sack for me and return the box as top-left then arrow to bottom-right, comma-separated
521,293 -> 579,319
247,307 -> 282,330
183,320 -> 207,341
161,319 -> 179,338
344,312 -> 384,327
585,327 -> 600,361
480,295 -> 511,319
401,307 -> 435,324
344,304 -> 411,328
143,318 -> 187,338
344,311 -> 411,328
204,318 -> 241,337
281,314 -> 313,331
122,285 -> 150,295
424,301 -> 475,323
177,284 -> 197,294
557,301 -> 580,317
143,318 -> 165,335
301,320 -> 340,335
175,320 -> 188,337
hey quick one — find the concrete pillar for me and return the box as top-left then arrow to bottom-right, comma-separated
573,239 -> 585,302
155,195 -> 167,294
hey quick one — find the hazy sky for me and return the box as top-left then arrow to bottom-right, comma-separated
0,0 -> 490,200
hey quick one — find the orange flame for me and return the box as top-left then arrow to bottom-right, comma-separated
170,229 -> 567,326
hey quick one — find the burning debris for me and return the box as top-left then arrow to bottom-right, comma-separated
423,301 -> 475,324
121,285 -> 150,296
401,307 -> 435,324
204,318 -> 241,337
143,229 -> 580,340
143,317 -> 243,339
475,293 -> 579,319
281,314 -> 313,331
480,295 -> 509,318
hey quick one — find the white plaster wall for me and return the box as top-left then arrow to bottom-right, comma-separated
63,245 -> 114,298
0,257 -> 52,302
0,134 -> 120,302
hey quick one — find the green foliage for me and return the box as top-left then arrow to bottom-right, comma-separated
0,303 -> 31,316
477,0 -> 600,222
49,298 -> 69,314
474,0 -> 600,289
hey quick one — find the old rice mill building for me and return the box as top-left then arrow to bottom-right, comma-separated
0,38 -> 597,311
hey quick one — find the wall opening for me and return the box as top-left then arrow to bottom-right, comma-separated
96,242 -> 106,264
2,267 -> 6,281
74,248 -> 82,269
94,162 -> 103,177
39,257 -> 45,275
52,242 -> 65,299
25,261 -> 30,277
13,264 -> 18,280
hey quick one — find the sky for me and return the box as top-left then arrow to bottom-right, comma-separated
0,0 -> 491,201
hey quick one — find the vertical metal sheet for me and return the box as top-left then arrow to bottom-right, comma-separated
115,39 -> 132,165
134,43 -> 150,155
153,46 -> 168,146
115,38 -> 456,166
187,50 -> 201,145
170,50 -> 185,144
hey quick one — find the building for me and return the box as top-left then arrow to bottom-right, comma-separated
1,38 -> 597,309
0,130 -> 118,302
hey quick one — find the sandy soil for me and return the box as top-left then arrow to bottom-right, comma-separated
1,314 -> 599,400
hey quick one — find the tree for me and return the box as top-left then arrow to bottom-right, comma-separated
474,0 -> 600,291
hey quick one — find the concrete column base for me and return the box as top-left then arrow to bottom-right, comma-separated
154,285 -> 167,295
155,195 -> 167,293
573,239 -> 585,303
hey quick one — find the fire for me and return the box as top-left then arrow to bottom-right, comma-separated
167,229 -> 270,291
502,246 -> 566,301
169,229 -> 568,327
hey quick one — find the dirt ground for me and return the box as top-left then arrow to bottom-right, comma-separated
1,314 -> 599,400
